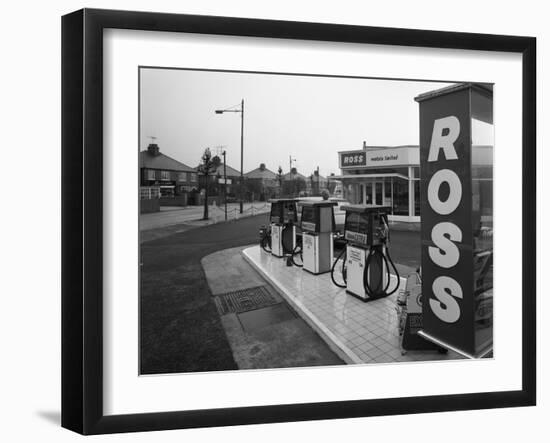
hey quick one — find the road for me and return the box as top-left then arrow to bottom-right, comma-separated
140,213 -> 420,374
140,214 -> 268,374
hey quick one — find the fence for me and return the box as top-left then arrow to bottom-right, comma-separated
140,186 -> 160,213
140,186 -> 160,200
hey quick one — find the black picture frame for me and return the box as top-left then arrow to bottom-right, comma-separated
61,8 -> 536,435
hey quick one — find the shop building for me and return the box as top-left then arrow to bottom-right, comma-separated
139,143 -> 198,196
335,144 -> 420,222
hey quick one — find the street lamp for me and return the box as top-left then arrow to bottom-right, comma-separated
289,156 -> 297,197
215,99 -> 244,214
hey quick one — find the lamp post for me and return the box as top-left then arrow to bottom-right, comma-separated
222,150 -> 227,220
215,99 -> 244,214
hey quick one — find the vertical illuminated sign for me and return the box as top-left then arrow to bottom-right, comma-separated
416,85 -> 475,356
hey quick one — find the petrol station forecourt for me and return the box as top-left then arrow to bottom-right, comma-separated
139,201 -> 460,374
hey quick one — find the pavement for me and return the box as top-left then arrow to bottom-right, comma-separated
202,246 -> 344,369
140,202 -> 270,231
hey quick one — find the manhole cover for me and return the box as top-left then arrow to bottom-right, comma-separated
214,286 -> 278,315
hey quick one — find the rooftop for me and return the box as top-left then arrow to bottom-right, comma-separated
245,164 -> 278,179
414,82 -> 493,103
338,145 -> 419,154
212,163 -> 241,177
139,147 -> 195,172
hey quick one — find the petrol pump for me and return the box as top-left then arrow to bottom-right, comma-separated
268,199 -> 298,258
300,201 -> 337,274
331,204 -> 399,302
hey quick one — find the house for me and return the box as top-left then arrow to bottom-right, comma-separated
139,143 -> 197,197
244,163 -> 279,200
307,170 -> 329,196
197,162 -> 241,196
282,168 -> 308,197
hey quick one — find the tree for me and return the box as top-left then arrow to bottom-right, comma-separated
282,175 -> 306,197
197,148 -> 221,220
277,166 -> 283,197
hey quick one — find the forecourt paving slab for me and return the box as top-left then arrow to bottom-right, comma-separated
243,245 -> 463,365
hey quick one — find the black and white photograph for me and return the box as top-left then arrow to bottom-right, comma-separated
138,68 -> 494,375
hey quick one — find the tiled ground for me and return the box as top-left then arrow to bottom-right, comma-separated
243,245 -> 462,364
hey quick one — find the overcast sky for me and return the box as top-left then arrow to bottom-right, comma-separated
139,68 -> 451,177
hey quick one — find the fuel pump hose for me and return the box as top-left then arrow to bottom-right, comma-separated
260,227 -> 272,253
281,224 -> 295,255
330,247 -> 347,288
290,244 -> 303,267
363,244 -> 400,299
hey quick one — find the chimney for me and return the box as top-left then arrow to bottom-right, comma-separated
147,143 -> 160,156
362,140 -> 367,150
260,163 -> 266,171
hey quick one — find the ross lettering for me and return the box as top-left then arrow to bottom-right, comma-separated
428,116 -> 460,162
429,222 -> 462,268
426,114 -> 464,324
427,169 -> 462,215
429,276 -> 463,323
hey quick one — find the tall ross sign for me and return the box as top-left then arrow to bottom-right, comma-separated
416,84 -> 492,357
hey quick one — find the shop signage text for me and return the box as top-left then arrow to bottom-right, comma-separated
340,152 -> 366,167
339,147 -> 418,169
426,115 -> 464,323
418,88 -> 475,355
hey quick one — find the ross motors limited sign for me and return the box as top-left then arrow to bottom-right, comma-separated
417,87 -> 476,356
339,147 -> 418,169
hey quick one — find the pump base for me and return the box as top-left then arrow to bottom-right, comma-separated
345,289 -> 388,303
303,267 -> 331,276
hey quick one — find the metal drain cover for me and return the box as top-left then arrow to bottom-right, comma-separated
215,286 -> 278,315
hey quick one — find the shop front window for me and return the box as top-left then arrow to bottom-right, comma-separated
384,177 -> 392,209
375,182 -> 383,205
392,178 -> 408,216
414,180 -> 420,216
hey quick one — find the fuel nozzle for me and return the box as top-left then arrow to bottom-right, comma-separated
378,214 -> 390,243
259,224 -> 272,253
